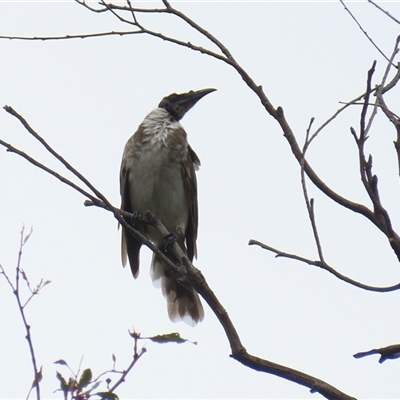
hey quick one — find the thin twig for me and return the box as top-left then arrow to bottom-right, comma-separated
340,0 -> 394,66
309,92 -> 368,146
374,37 -> 400,177
108,335 -> 146,392
368,0 -> 400,26
126,0 -> 139,25
360,62 -> 375,142
3,106 -> 114,212
311,64 -> 400,145
100,0 -> 137,27
350,63 -> 400,260
0,31 -> 143,41
301,118 -> 325,262
365,36 -> 400,136
1,228 -> 42,400
249,239 -> 400,293
0,138 -> 99,203
76,0 -> 166,15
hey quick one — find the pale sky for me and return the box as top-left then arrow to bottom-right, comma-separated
1,1 -> 400,399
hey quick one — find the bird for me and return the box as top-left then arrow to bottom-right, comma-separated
120,88 -> 216,326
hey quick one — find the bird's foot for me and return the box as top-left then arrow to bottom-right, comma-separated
129,211 -> 144,225
132,210 -> 142,220
163,227 -> 183,253
163,233 -> 177,253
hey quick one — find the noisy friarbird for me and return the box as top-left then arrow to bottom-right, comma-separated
120,88 -> 216,326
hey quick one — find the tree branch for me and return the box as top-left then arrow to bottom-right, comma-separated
354,343 -> 400,363
145,214 -> 356,400
368,0 -> 400,26
0,227 -> 43,400
0,30 -> 143,41
301,118 -> 325,262
340,0 -> 395,66
249,239 -> 400,293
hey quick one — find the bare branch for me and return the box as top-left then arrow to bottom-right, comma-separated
99,0 -> 137,27
374,37 -> 400,176
0,227 -> 43,400
309,92 -> 368,145
377,36 -> 400,92
146,214 -> 356,400
249,239 -> 400,293
382,60 -> 400,95
365,36 -> 400,136
340,0 -> 394,66
3,105 -> 114,212
348,63 -> 400,260
354,343 -> 400,363
368,0 -> 400,26
0,30 -> 143,41
311,57 -> 400,143
108,332 -> 147,393
126,0 -> 139,25
360,61 -> 376,140
76,0 -> 167,15
275,106 -> 378,227
0,137 -> 99,203
301,118 -> 325,262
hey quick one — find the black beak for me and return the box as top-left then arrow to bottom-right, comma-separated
159,88 -> 216,121
177,88 -> 217,109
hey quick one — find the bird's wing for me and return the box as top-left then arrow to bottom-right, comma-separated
182,145 -> 200,261
120,155 -> 141,278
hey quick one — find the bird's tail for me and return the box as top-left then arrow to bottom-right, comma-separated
151,254 -> 204,326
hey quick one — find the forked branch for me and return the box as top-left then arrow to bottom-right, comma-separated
0,227 -> 45,400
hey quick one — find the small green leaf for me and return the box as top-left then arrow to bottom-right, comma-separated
54,359 -> 67,366
97,391 -> 119,400
149,332 -> 187,344
78,368 -> 92,389
55,371 -> 69,396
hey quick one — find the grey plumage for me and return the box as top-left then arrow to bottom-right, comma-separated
120,89 -> 215,325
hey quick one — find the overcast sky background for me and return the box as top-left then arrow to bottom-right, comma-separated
1,1 -> 400,399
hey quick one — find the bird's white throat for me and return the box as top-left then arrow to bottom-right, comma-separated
142,108 -> 182,146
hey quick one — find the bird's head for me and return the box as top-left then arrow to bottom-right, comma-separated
158,88 -> 216,121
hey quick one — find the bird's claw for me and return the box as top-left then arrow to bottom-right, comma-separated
127,210 -> 144,226
132,211 -> 143,221
163,226 -> 184,253
163,232 -> 177,253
